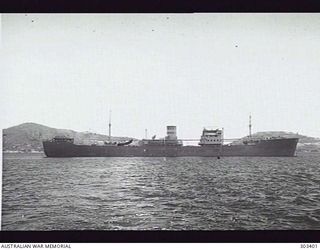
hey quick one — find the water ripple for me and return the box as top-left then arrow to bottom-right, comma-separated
2,153 -> 320,230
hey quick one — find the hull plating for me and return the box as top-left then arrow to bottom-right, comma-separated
43,138 -> 299,157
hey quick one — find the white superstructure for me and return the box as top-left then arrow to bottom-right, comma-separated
199,128 -> 224,145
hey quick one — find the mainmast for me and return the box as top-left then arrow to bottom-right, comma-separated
249,114 -> 252,138
108,110 -> 112,142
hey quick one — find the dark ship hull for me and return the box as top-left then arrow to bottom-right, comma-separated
43,138 -> 299,157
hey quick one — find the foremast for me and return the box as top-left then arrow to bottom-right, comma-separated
108,110 -> 112,142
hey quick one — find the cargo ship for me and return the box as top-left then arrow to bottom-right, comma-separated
43,116 -> 299,157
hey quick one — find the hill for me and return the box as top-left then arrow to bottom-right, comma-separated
2,122 -> 134,153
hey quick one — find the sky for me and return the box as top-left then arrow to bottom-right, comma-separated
1,14 -> 320,139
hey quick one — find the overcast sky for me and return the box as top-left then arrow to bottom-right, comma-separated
1,14 -> 320,139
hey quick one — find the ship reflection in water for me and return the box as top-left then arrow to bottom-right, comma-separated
2,153 -> 320,230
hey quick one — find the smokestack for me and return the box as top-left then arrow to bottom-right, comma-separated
166,126 -> 177,139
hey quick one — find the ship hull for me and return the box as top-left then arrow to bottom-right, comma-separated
43,138 -> 299,157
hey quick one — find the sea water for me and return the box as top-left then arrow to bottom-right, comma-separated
2,153 -> 320,230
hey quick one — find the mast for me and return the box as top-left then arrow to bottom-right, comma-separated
249,114 -> 252,138
145,129 -> 148,139
218,127 -> 224,159
108,110 -> 112,142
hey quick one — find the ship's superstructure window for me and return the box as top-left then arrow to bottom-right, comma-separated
199,128 -> 223,146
